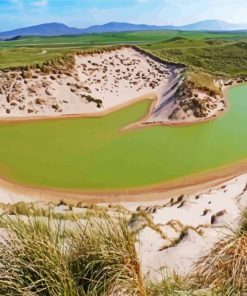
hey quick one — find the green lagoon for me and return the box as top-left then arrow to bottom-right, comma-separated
0,84 -> 246,190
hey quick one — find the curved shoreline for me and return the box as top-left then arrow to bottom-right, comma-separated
0,85 -> 229,128
1,155 -> 247,204
124,87 -> 229,130
0,84 -> 243,205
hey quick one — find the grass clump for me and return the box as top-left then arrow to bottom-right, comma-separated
146,275 -> 213,296
0,213 -> 144,296
187,70 -> 221,95
69,213 -> 144,296
0,216 -> 80,296
191,209 -> 247,295
2,201 -> 109,221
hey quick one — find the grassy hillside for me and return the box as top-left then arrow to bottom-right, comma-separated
142,40 -> 247,76
0,30 -> 246,75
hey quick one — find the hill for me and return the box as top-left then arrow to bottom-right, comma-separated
0,20 -> 247,39
0,23 -> 82,39
179,19 -> 246,31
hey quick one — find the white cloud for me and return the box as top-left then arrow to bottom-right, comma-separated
31,0 -> 48,7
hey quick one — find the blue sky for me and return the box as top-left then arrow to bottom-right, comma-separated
0,0 -> 246,31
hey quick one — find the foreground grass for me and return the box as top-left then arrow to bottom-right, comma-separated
0,214 -> 143,296
0,216 -> 79,296
191,210 -> 247,295
69,215 -> 143,296
0,209 -> 246,295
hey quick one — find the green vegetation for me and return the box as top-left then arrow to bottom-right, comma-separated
0,214 -> 144,296
0,208 -> 246,295
0,85 -> 247,190
1,201 -> 110,221
144,41 -> 247,76
187,70 -> 221,94
146,276 -> 212,296
0,30 -> 246,75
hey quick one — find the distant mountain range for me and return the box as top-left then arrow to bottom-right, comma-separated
0,20 -> 247,39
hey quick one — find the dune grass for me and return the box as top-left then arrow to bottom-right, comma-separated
0,216 -> 79,296
68,214 -> 144,296
187,70 -> 221,95
146,275 -> 213,296
1,201 -> 110,221
191,209 -> 247,295
0,213 -> 144,296
146,41 -> 247,76
0,208 -> 246,295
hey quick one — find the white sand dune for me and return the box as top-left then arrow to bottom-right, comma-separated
0,48 -> 170,118
0,47 -> 225,124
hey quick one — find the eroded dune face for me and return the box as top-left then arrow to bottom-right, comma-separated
146,69 -> 225,124
0,48 -> 171,118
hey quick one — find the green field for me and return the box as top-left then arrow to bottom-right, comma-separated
0,30 -> 247,75
0,85 -> 247,191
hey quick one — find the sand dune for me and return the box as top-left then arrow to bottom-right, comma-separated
0,47 -> 226,124
0,46 -> 243,280
0,48 -> 169,118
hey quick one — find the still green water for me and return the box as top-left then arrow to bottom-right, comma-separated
0,84 -> 246,190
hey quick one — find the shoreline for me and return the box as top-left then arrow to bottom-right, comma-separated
0,84 -> 245,205
1,156 -> 247,204
0,82 -> 230,128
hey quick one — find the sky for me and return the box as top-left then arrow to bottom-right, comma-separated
0,0 -> 247,31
